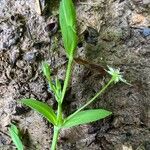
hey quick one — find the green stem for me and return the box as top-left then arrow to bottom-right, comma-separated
51,126 -> 60,150
51,101 -> 62,150
60,57 -> 73,103
51,57 -> 74,149
67,78 -> 114,120
57,103 -> 62,125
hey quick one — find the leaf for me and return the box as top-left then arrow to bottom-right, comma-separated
59,0 -> 78,57
55,78 -> 62,100
8,124 -> 24,150
10,123 -> 20,135
60,0 -> 75,26
55,78 -> 62,91
62,109 -> 112,128
42,62 -> 51,81
21,99 -> 57,125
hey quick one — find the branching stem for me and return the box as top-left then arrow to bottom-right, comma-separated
66,78 -> 114,120
51,57 -> 73,149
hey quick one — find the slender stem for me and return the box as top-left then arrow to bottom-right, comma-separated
51,57 -> 74,149
60,57 -> 73,103
50,97 -> 62,150
51,126 -> 60,150
67,78 -> 114,120
57,103 -> 62,125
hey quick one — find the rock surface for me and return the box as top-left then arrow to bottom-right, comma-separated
0,0 -> 150,149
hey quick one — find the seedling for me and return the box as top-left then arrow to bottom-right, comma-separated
8,123 -> 24,150
19,0 -> 129,149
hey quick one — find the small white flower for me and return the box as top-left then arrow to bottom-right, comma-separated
106,66 -> 131,85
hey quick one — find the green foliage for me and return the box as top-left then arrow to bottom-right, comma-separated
21,99 -> 57,125
42,62 -> 51,81
59,0 -> 78,57
55,77 -> 62,101
42,62 -> 62,103
8,124 -> 24,150
18,0 -> 129,149
63,109 -> 112,128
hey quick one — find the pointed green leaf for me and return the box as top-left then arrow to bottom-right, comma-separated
21,99 -> 57,125
42,62 -> 51,81
10,123 -> 19,135
55,78 -> 62,91
55,78 -> 62,101
59,0 -> 78,57
60,0 -> 75,26
8,124 -> 24,150
63,109 -> 112,128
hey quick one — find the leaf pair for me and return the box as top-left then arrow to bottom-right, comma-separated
59,0 -> 78,57
8,124 -> 24,150
21,98 -> 112,128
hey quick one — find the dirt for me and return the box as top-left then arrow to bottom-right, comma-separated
0,0 -> 150,150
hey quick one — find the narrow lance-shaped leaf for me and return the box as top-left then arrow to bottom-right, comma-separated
10,123 -> 20,135
21,99 -> 57,125
62,109 -> 112,128
55,77 -> 62,92
59,0 -> 78,57
55,77 -> 62,100
42,62 -> 59,98
8,124 -> 24,150
42,62 -> 51,81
